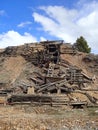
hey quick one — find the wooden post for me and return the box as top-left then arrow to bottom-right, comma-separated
57,88 -> 61,94
27,87 -> 35,94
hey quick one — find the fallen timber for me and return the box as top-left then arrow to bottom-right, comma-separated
7,94 -> 87,108
81,89 -> 98,91
0,40 -> 97,108
72,90 -> 98,104
0,89 -> 13,96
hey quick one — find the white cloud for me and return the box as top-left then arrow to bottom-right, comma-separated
33,13 -> 59,34
0,30 -> 37,48
0,10 -> 6,16
40,36 -> 47,41
17,21 -> 32,28
33,1 -> 98,53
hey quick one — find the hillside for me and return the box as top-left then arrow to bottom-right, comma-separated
0,41 -> 98,104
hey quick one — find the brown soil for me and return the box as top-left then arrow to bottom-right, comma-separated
0,105 -> 98,130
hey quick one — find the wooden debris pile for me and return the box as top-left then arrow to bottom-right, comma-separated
0,40 -> 98,106
61,43 -> 77,54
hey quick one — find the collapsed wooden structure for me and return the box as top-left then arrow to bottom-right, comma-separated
0,40 -> 98,107
7,94 -> 88,108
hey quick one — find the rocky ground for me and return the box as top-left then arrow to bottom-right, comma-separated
0,105 -> 98,130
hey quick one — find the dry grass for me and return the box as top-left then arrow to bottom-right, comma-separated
0,105 -> 98,130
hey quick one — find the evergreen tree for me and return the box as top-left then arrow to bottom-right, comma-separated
74,36 -> 91,53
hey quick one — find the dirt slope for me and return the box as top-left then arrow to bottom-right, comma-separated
61,53 -> 98,84
0,56 -> 26,88
0,43 -> 98,103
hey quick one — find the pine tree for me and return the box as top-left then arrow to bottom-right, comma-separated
74,36 -> 91,53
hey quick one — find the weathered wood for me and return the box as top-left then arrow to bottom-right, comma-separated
69,101 -> 87,108
7,94 -> 89,107
7,94 -> 52,103
81,89 -> 98,91
36,79 -> 66,93
82,72 -> 92,81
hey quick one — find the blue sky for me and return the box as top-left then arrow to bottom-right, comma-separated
0,0 -> 98,54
